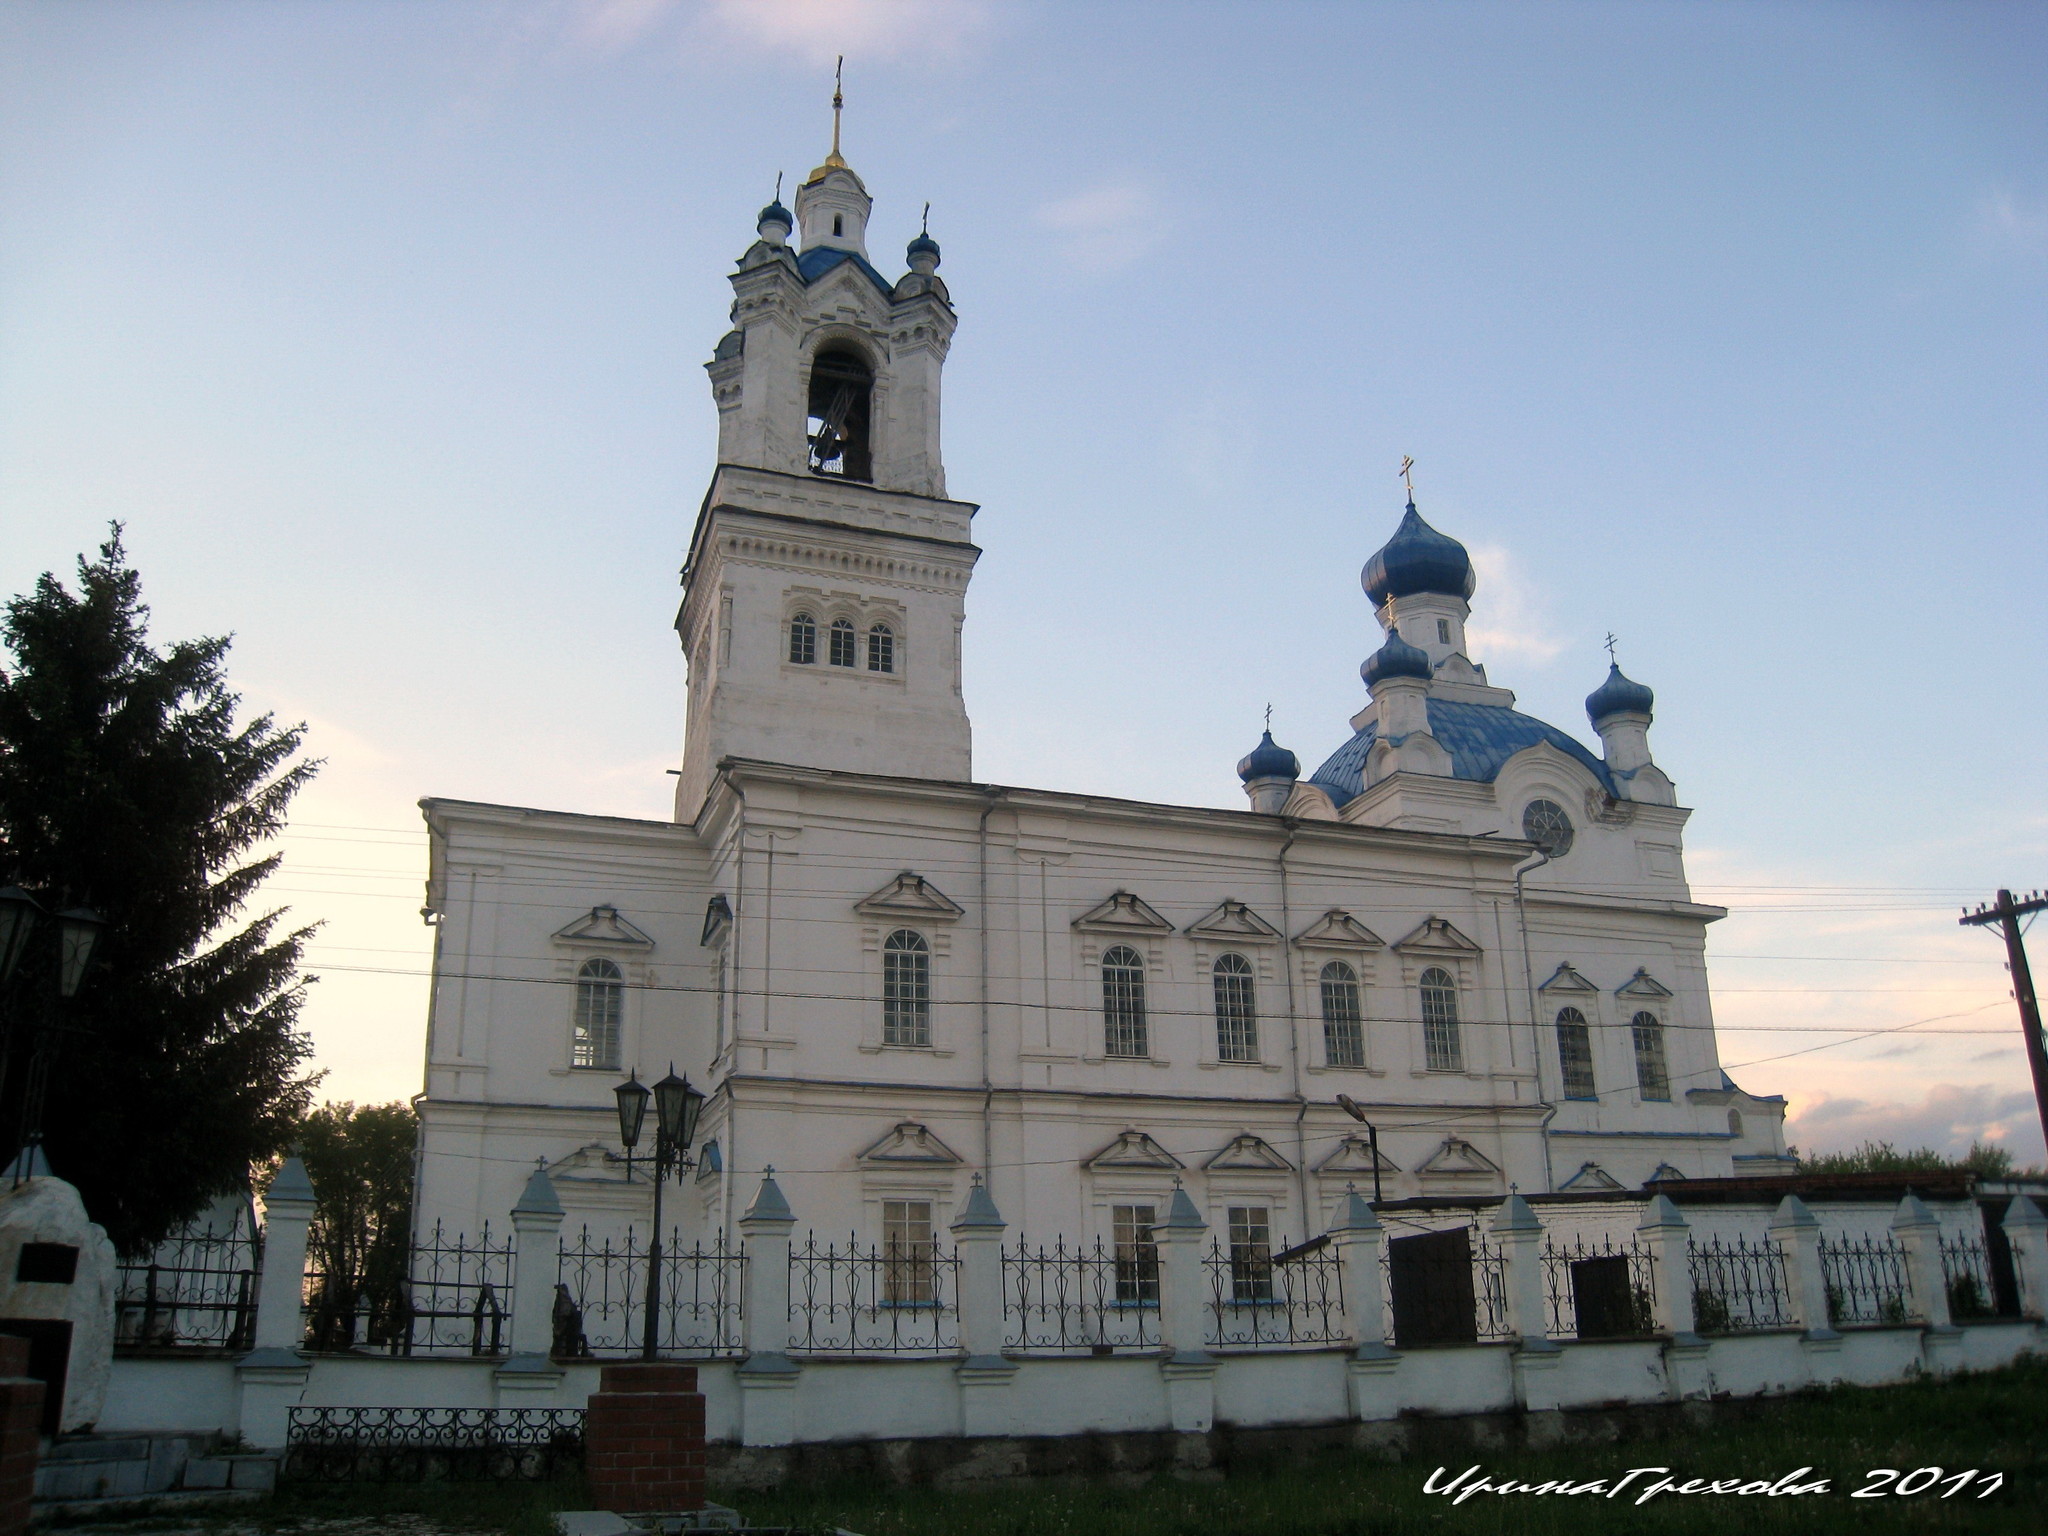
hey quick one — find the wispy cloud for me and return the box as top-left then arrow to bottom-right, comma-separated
691,0 -> 997,67
1036,177 -> 1163,274
1976,187 -> 2048,261
1786,1082 -> 2043,1166
1464,542 -> 1565,665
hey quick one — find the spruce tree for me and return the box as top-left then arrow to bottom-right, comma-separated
0,528 -> 319,1253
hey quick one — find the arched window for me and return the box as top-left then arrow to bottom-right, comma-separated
867,622 -> 895,674
1632,1012 -> 1669,1100
1555,1007 -> 1595,1100
1320,961 -> 1364,1068
573,957 -> 624,1069
833,214 -> 844,237
1101,945 -> 1148,1058
788,612 -> 817,665
1420,966 -> 1462,1072
828,618 -> 857,668
806,346 -> 873,481
1728,1109 -> 1744,1138
1213,953 -> 1258,1063
882,930 -> 931,1047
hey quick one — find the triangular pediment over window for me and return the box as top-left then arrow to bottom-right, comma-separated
1202,1133 -> 1293,1173
1073,891 -> 1174,935
1538,962 -> 1598,994
1646,1163 -> 1687,1185
1293,909 -> 1384,949
1559,1160 -> 1625,1191
700,894 -> 734,949
1314,1134 -> 1402,1176
546,1143 -> 638,1186
855,873 -> 965,923
1616,967 -> 1674,999
1413,1136 -> 1501,1179
857,1122 -> 964,1165
1185,900 -> 1283,943
1084,1130 -> 1183,1171
551,906 -> 655,950
1391,916 -> 1482,955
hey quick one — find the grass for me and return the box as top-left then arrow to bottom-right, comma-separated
62,1357 -> 2047,1535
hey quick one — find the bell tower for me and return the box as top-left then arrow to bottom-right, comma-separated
674,90 -> 977,821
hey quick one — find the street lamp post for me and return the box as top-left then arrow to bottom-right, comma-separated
0,887 -> 104,1182
614,1065 -> 706,1360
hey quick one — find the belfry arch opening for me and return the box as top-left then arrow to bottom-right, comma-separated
806,346 -> 874,482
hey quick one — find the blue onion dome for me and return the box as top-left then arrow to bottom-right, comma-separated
758,199 -> 794,230
906,231 -> 941,263
1361,627 -> 1434,689
1585,663 -> 1655,725
1237,729 -> 1300,783
1361,501 -> 1477,605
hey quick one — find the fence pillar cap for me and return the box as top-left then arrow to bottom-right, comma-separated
949,1173 -> 1005,1233
262,1155 -> 315,1210
1488,1191 -> 1541,1235
1157,1180 -> 1206,1233
1889,1190 -> 1938,1233
1768,1192 -> 1818,1231
1636,1192 -> 1688,1233
2001,1193 -> 2048,1233
512,1162 -> 564,1220
1329,1184 -> 1381,1235
740,1167 -> 794,1227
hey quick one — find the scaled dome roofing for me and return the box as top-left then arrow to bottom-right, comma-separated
1237,730 -> 1300,783
1362,502 -> 1477,605
1361,628 -> 1434,688
1309,699 -> 1617,806
1585,663 -> 1655,725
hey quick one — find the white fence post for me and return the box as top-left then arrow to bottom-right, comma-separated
1490,1193 -> 1553,1349
1637,1194 -> 1697,1338
2003,1195 -> 2048,1321
236,1156 -> 316,1448
496,1163 -> 567,1406
1890,1192 -> 1953,1330
950,1175 -> 1015,1437
1153,1180 -> 1216,1433
1770,1193 -> 1841,1385
1330,1185 -> 1399,1421
736,1168 -> 798,1446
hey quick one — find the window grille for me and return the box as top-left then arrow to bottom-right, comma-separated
1112,1204 -> 1159,1305
788,612 -> 816,665
1555,1007 -> 1596,1099
828,618 -> 857,668
1521,798 -> 1574,857
1632,1011 -> 1670,1100
881,930 -> 931,1046
882,1200 -> 937,1306
1226,1206 -> 1272,1303
1101,945 -> 1148,1057
1320,960 -> 1364,1068
1212,953 -> 1258,1062
867,623 -> 894,673
1420,966 -> 1462,1072
572,959 -> 623,1069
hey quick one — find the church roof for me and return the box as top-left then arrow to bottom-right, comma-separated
1309,698 -> 1617,806
796,244 -> 894,295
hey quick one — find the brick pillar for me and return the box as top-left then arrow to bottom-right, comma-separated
583,1361 -> 707,1515
0,1337 -> 44,1536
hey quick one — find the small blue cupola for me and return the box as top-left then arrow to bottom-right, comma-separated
1362,628 -> 1434,690
1362,501 -> 1477,606
907,231 -> 941,269
1585,663 -> 1655,726
1237,728 -> 1299,814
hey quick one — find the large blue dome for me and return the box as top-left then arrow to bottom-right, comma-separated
1362,502 -> 1476,606
1309,699 -> 1617,806
1237,730 -> 1300,783
1585,664 -> 1655,725
1361,628 -> 1433,689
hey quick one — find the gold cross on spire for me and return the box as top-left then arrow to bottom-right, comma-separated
1399,455 -> 1416,501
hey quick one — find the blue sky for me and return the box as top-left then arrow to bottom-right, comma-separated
3,1 -> 2044,1162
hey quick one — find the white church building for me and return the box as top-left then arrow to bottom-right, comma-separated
409,122 -> 1793,1260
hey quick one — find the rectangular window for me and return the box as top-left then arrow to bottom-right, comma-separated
573,962 -> 623,1070
1320,964 -> 1365,1068
882,1199 -> 936,1305
1632,1016 -> 1670,1101
1213,956 -> 1259,1063
1420,968 -> 1463,1073
1227,1205 -> 1273,1303
1111,1204 -> 1159,1304
1556,1011 -> 1596,1100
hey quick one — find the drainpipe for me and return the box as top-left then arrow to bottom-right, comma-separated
1276,823 -> 1312,1231
723,776 -> 746,1241
978,789 -> 1003,1177
1512,848 -> 1556,1193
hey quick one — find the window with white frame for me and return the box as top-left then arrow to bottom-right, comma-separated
1227,1205 -> 1273,1302
1420,965 -> 1463,1072
1212,952 -> 1258,1062
572,957 -> 624,1069
1101,944 -> 1148,1058
788,612 -> 817,665
1112,1203 -> 1159,1304
867,622 -> 895,673
828,618 -> 857,667
881,1198 -> 935,1304
1632,1011 -> 1670,1101
1556,1006 -> 1596,1099
1320,960 -> 1364,1068
882,929 -> 931,1046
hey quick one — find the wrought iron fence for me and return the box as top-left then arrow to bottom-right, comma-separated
1378,1223 -> 1511,1348
1002,1236 -> 1159,1353
115,1212 -> 261,1353
1202,1234 -> 1348,1349
1687,1234 -> 1793,1333
1938,1231 -> 1997,1322
305,1223 -> 515,1356
1542,1232 -> 1657,1339
788,1232 -> 960,1355
1819,1234 -> 1913,1326
284,1407 -> 582,1482
554,1227 -> 746,1357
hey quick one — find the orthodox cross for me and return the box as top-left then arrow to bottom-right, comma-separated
1399,456 -> 1416,500
832,56 -> 844,157
923,201 -> 931,235
1264,703 -> 1273,732
1604,632 -> 1619,665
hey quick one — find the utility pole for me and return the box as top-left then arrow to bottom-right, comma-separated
1961,888 -> 2048,1156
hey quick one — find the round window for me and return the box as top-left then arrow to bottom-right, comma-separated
1522,798 -> 1574,857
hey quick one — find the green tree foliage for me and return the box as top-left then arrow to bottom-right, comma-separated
0,529 -> 319,1253
297,1100 -> 418,1351
1798,1139 -> 2039,1177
